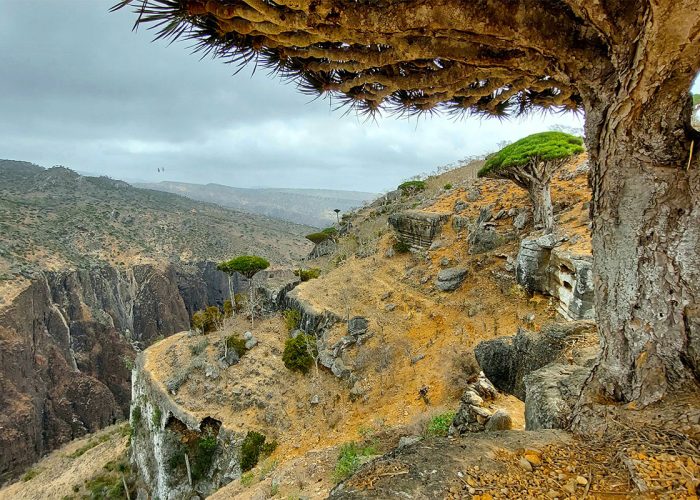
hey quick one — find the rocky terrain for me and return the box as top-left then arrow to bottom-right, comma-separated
3,155 -> 699,498
0,159 -> 316,482
134,181 -> 377,227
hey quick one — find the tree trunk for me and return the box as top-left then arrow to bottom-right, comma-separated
528,181 -> 553,232
578,68 -> 700,411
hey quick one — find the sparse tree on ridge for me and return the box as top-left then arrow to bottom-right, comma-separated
218,255 -> 270,329
116,0 -> 700,418
478,132 -> 584,232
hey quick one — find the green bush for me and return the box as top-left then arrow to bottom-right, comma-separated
226,335 -> 248,357
333,442 -> 377,481
693,93 -> 700,106
152,406 -> 162,428
191,433 -> 218,481
282,308 -> 301,332
425,411 -> 456,437
241,431 -> 267,472
223,299 -> 234,317
282,334 -> 317,374
294,268 -> 321,281
22,468 -> 41,482
398,180 -> 427,194
478,131 -> 584,177
240,471 -> 255,487
218,255 -> 270,279
191,306 -> 223,334
131,406 -> 142,429
392,240 -> 411,254
443,183 -> 453,190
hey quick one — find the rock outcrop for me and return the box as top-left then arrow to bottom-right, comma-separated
474,321 -> 596,400
308,239 -> 337,259
0,261 -> 232,481
388,210 -> 450,249
255,269 -> 301,313
515,234 -> 594,320
283,288 -> 342,334
435,267 -> 469,292
131,355 -> 243,499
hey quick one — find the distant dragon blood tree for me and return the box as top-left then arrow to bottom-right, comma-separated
116,0 -> 700,422
479,132 -> 584,231
218,255 -> 269,329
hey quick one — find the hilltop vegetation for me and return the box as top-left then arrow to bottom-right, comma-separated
0,160 -> 313,282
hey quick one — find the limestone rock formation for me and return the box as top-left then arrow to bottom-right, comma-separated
474,321 -> 596,400
515,234 -> 594,320
308,238 -> 337,259
388,210 -> 450,249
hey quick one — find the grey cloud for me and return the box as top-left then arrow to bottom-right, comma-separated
0,0 -> 585,192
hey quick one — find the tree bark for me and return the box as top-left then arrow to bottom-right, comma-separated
578,69 -> 700,410
527,181 -> 554,233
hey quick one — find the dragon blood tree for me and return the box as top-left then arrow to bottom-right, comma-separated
218,255 -> 270,329
115,0 -> 700,420
478,132 -> 584,232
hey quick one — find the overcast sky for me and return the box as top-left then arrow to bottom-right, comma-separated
1,2 -> 697,192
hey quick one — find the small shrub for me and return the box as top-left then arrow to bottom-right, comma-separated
282,308 -> 301,332
190,338 -> 209,356
223,299 -> 234,317
241,431 -> 267,472
234,293 -> 246,312
226,335 -> 247,357
191,432 -> 218,481
443,183 -> 453,189
333,442 -> 377,481
425,412 -> 456,437
294,268 -> 321,281
398,180 -> 426,195
260,440 -> 278,458
392,240 -> 411,254
131,406 -> 142,429
282,334 -> 317,374
240,471 -> 255,487
152,406 -> 162,428
22,468 -> 41,482
191,306 -> 223,334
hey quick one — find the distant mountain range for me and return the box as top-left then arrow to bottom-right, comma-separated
134,181 -> 378,227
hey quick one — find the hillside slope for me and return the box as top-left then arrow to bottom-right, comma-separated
134,180 -> 377,227
0,160 -> 314,285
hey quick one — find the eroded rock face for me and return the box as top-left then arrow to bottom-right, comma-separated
0,261 -> 231,481
255,269 -> 301,313
131,356 -> 242,499
388,210 -> 450,249
474,321 -> 596,400
515,235 -> 594,321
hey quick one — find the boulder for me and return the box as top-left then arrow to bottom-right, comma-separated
474,321 -> 596,400
388,210 -> 450,249
454,200 -> 467,213
348,316 -> 369,336
524,362 -> 592,430
435,267 -> 469,292
452,215 -> 471,232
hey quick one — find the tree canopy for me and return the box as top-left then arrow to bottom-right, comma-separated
217,255 -> 270,278
478,132 -> 584,177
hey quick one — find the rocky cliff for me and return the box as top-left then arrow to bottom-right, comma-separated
0,261 -> 233,481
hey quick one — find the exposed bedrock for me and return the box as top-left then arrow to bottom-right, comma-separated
515,234 -> 594,321
0,261 -> 232,481
474,321 -> 598,431
388,210 -> 450,249
131,355 -> 242,499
